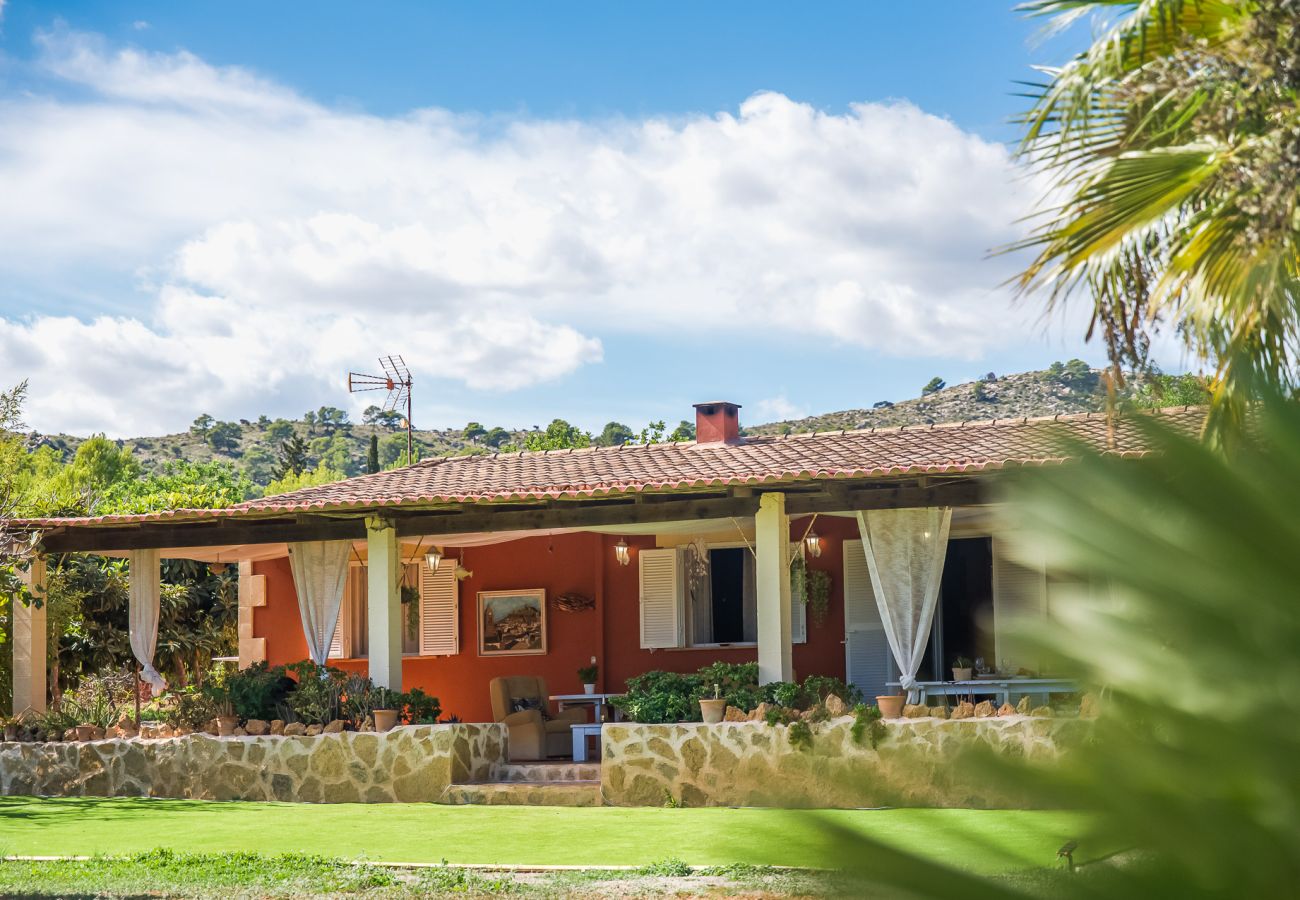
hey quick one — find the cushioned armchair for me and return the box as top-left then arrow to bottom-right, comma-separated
489,675 -> 587,761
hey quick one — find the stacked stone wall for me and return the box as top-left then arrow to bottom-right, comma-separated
601,716 -> 1084,809
0,723 -> 505,803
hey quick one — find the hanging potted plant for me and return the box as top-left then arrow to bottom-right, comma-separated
372,687 -> 400,733
952,656 -> 973,682
699,684 -> 727,724
577,658 -> 599,695
400,583 -> 420,635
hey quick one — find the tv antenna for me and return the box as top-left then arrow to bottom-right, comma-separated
348,355 -> 414,464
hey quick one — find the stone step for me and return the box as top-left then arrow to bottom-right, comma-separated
497,762 -> 601,783
440,780 -> 603,807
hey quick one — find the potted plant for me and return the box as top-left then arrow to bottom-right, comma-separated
699,684 -> 727,724
875,694 -> 905,719
372,687 -> 400,733
215,699 -> 239,737
577,657 -> 599,695
952,656 -> 973,682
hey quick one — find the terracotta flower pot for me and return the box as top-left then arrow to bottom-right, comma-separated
583,684 -> 596,695
373,709 -> 399,732
699,698 -> 727,724
75,724 -> 98,742
876,695 -> 905,719
952,667 -> 973,682
216,715 -> 239,737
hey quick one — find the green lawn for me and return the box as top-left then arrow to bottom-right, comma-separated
0,797 -> 1092,873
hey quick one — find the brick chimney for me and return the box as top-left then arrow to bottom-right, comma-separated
693,401 -> 742,445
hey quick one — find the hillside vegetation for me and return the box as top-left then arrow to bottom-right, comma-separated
21,364 -> 1208,493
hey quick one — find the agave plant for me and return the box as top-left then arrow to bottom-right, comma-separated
1013,0 -> 1300,433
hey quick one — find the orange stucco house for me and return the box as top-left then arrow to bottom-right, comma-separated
12,402 -> 1202,745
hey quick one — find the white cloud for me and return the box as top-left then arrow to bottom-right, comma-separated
0,29 -> 1041,436
754,394 -> 808,423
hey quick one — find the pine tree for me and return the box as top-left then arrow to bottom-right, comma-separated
366,434 -> 380,474
272,435 -> 308,481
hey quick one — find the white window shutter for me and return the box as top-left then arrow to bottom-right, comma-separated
419,562 -> 460,656
639,547 -> 684,649
328,570 -> 357,659
789,542 -> 807,645
992,535 -> 1047,672
843,538 -> 894,699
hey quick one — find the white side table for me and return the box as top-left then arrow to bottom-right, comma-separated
570,723 -> 603,762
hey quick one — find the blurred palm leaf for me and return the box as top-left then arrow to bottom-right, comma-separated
810,398 -> 1300,897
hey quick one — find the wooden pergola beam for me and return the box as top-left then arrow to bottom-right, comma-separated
33,478 -> 985,554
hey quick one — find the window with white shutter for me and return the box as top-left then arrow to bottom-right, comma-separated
789,542 -> 807,645
418,560 -> 459,656
639,547 -> 684,649
992,535 -> 1047,671
328,570 -> 359,659
843,538 -> 895,699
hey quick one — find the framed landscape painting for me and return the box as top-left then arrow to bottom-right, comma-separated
478,589 -> 547,656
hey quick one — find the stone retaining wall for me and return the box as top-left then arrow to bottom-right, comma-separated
0,723 -> 506,803
601,716 -> 1085,809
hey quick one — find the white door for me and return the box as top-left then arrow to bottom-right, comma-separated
843,538 -> 895,699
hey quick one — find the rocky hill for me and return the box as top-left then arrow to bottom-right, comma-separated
744,364 -> 1107,437
26,363 -> 1131,490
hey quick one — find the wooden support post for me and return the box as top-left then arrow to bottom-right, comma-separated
366,517 -> 402,691
755,492 -> 792,685
11,555 -> 48,715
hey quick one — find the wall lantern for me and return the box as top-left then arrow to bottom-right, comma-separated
426,547 -> 444,571
804,530 -> 822,559
614,538 -> 631,567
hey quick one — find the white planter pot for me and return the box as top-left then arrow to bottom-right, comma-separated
583,684 -> 596,695
699,698 -> 727,724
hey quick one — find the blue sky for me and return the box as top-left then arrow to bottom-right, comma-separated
0,1 -> 1129,438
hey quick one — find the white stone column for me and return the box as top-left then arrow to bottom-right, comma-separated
11,555 -> 47,714
366,517 -> 402,691
755,492 -> 793,684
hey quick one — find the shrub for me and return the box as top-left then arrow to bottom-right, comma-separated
801,675 -> 863,707
614,662 -> 867,724
764,680 -> 804,709
60,670 -> 135,728
787,719 -> 814,751
281,661 -> 346,725
400,687 -> 441,724
612,670 -> 702,723
693,661 -> 763,711
850,703 -> 886,748
167,686 -> 221,730
225,661 -> 295,721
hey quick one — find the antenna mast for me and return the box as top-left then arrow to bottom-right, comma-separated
348,355 -> 415,464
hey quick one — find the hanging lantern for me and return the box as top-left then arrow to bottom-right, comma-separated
804,530 -> 822,559
614,538 -> 631,567
426,547 -> 444,571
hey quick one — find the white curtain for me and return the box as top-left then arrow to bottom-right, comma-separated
288,540 -> 352,666
856,507 -> 952,704
686,539 -> 713,645
128,549 -> 168,692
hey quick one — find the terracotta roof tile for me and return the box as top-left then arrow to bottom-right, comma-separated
20,406 -> 1204,528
